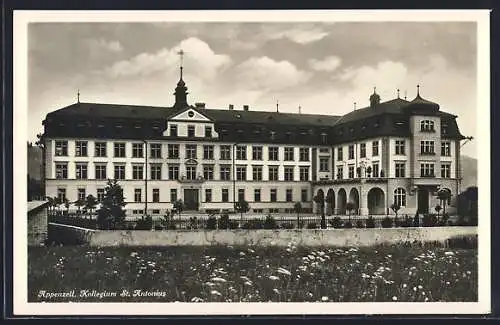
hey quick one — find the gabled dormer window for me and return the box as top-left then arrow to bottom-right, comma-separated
270,131 -> 276,140
321,133 -> 328,144
170,124 -> 178,137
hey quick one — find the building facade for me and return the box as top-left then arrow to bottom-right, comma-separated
41,68 -> 465,217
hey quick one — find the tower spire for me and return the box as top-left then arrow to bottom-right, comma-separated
417,84 -> 420,97
173,49 -> 188,109
177,49 -> 185,80
298,105 -> 301,114
276,100 -> 279,113
77,89 -> 80,103
397,88 -> 400,99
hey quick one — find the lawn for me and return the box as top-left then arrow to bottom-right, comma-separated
28,244 -> 477,303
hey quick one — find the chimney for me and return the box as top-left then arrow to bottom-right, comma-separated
243,105 -> 249,111
195,102 -> 206,109
229,104 -> 234,110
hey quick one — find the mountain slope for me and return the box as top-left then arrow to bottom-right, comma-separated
460,155 -> 477,190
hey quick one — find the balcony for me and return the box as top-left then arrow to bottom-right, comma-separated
412,175 -> 441,186
177,175 -> 205,184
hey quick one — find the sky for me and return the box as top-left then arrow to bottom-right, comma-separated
28,21 -> 478,158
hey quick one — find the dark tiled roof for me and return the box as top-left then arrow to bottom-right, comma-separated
45,103 -> 173,120
333,98 -> 410,125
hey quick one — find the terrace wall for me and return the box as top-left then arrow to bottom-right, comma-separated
48,223 -> 476,247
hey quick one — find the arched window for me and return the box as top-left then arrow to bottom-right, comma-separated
393,188 -> 406,207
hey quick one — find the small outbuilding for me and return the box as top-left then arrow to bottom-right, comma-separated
28,200 -> 49,246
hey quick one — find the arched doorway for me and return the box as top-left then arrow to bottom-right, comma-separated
367,187 -> 385,215
315,189 -> 325,215
337,188 -> 347,215
417,187 -> 429,214
326,189 -> 335,215
349,188 -> 360,215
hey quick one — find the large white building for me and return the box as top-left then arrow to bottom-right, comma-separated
41,64 -> 466,217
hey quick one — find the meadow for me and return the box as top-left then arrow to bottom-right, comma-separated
28,243 -> 477,303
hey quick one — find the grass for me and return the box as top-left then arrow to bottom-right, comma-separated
28,243 -> 477,303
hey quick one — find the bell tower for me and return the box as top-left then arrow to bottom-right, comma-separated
173,49 -> 188,109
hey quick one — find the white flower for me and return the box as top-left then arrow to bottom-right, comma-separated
244,281 -> 253,286
392,296 -> 398,301
269,275 -> 280,281
273,288 -> 280,294
402,283 -> 407,288
418,285 -> 423,290
211,277 -> 227,283
210,290 -> 222,296
321,296 -> 329,302
444,251 -> 455,256
277,267 -> 292,276
239,252 -> 246,256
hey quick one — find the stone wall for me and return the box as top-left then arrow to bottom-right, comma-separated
47,224 -> 477,247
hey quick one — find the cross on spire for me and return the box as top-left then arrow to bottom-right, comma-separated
77,89 -> 80,103
417,84 -> 420,96
276,100 -> 279,113
177,49 -> 185,79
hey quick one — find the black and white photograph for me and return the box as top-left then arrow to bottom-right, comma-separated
14,10 -> 490,315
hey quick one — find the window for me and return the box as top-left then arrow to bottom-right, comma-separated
337,147 -> 343,161
95,142 -> 107,157
220,145 -> 231,160
114,143 -> 126,157
57,188 -> 66,202
186,166 -> 197,180
372,141 -> 379,156
269,208 -> 279,214
395,140 -> 405,155
170,124 -> 178,137
284,167 -> 294,181
168,144 -> 179,159
420,141 -> 435,155
236,146 -> 247,160
203,165 -> 214,180
205,189 -> 212,203
97,188 -> 105,202
55,141 -> 68,156
420,163 -> 435,177
286,189 -> 293,202
348,145 -> 355,160
55,163 -> 68,179
360,143 -> 366,158
152,209 -> 160,215
299,148 -> 309,161
441,141 -> 451,156
268,147 -> 279,161
186,144 -> 197,159
394,188 -> 406,207
441,163 -> 451,178
319,157 -> 329,172
252,146 -> 263,160
236,166 -> 247,181
114,165 -> 125,180
134,189 -> 142,202
337,166 -> 343,180
395,162 -> 405,178
75,163 -> 88,179
205,126 -> 212,138
284,147 -> 294,161
301,189 -> 308,202
238,189 -> 245,202
187,125 -> 195,137
203,145 -> 214,160
95,164 -> 107,180
220,165 -> 231,181
254,189 -> 261,202
132,143 -> 144,158
132,165 -> 144,180
170,189 -> 177,202
252,166 -> 263,181
152,189 -> 160,203
168,165 -> 179,180
372,163 -> 379,178
77,188 -> 86,201
299,167 -> 309,181
75,141 -> 88,157
270,131 -> 276,140
268,166 -> 279,181
150,143 -> 161,158
222,188 -> 229,202
420,120 -> 435,132
270,189 -> 277,202
348,165 -> 355,179
321,133 -> 328,144
151,164 -> 162,180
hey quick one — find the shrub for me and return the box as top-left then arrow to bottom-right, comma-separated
264,215 -> 277,229
154,225 -> 164,231
280,222 -> 295,229
400,215 -> 412,227
242,219 -> 264,229
422,214 -> 438,227
366,216 -> 376,228
355,220 -> 364,228
343,221 -> 353,229
228,220 -> 239,229
381,216 -> 393,228
206,216 -> 217,230
187,217 -> 199,230
135,215 -> 153,230
307,223 -> 318,229
329,217 -> 343,229
218,214 -> 230,229
413,214 -> 420,227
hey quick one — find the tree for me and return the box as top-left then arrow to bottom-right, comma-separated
74,199 -> 85,215
46,196 -> 55,216
434,204 -> 442,216
97,179 -> 126,230
173,199 -> 184,219
436,189 -> 452,217
390,203 -> 401,225
345,202 -> 355,224
63,198 -> 70,215
234,199 -> 250,223
85,195 -> 97,219
465,186 -> 478,217
294,202 -> 302,229
313,194 -> 326,229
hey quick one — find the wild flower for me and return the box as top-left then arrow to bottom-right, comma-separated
321,296 -> 329,302
269,275 -> 280,281
392,296 -> 398,301
211,290 -> 222,296
211,277 -> 227,283
277,267 -> 292,276
273,288 -> 280,294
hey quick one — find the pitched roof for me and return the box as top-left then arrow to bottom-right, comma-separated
334,98 -> 411,125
